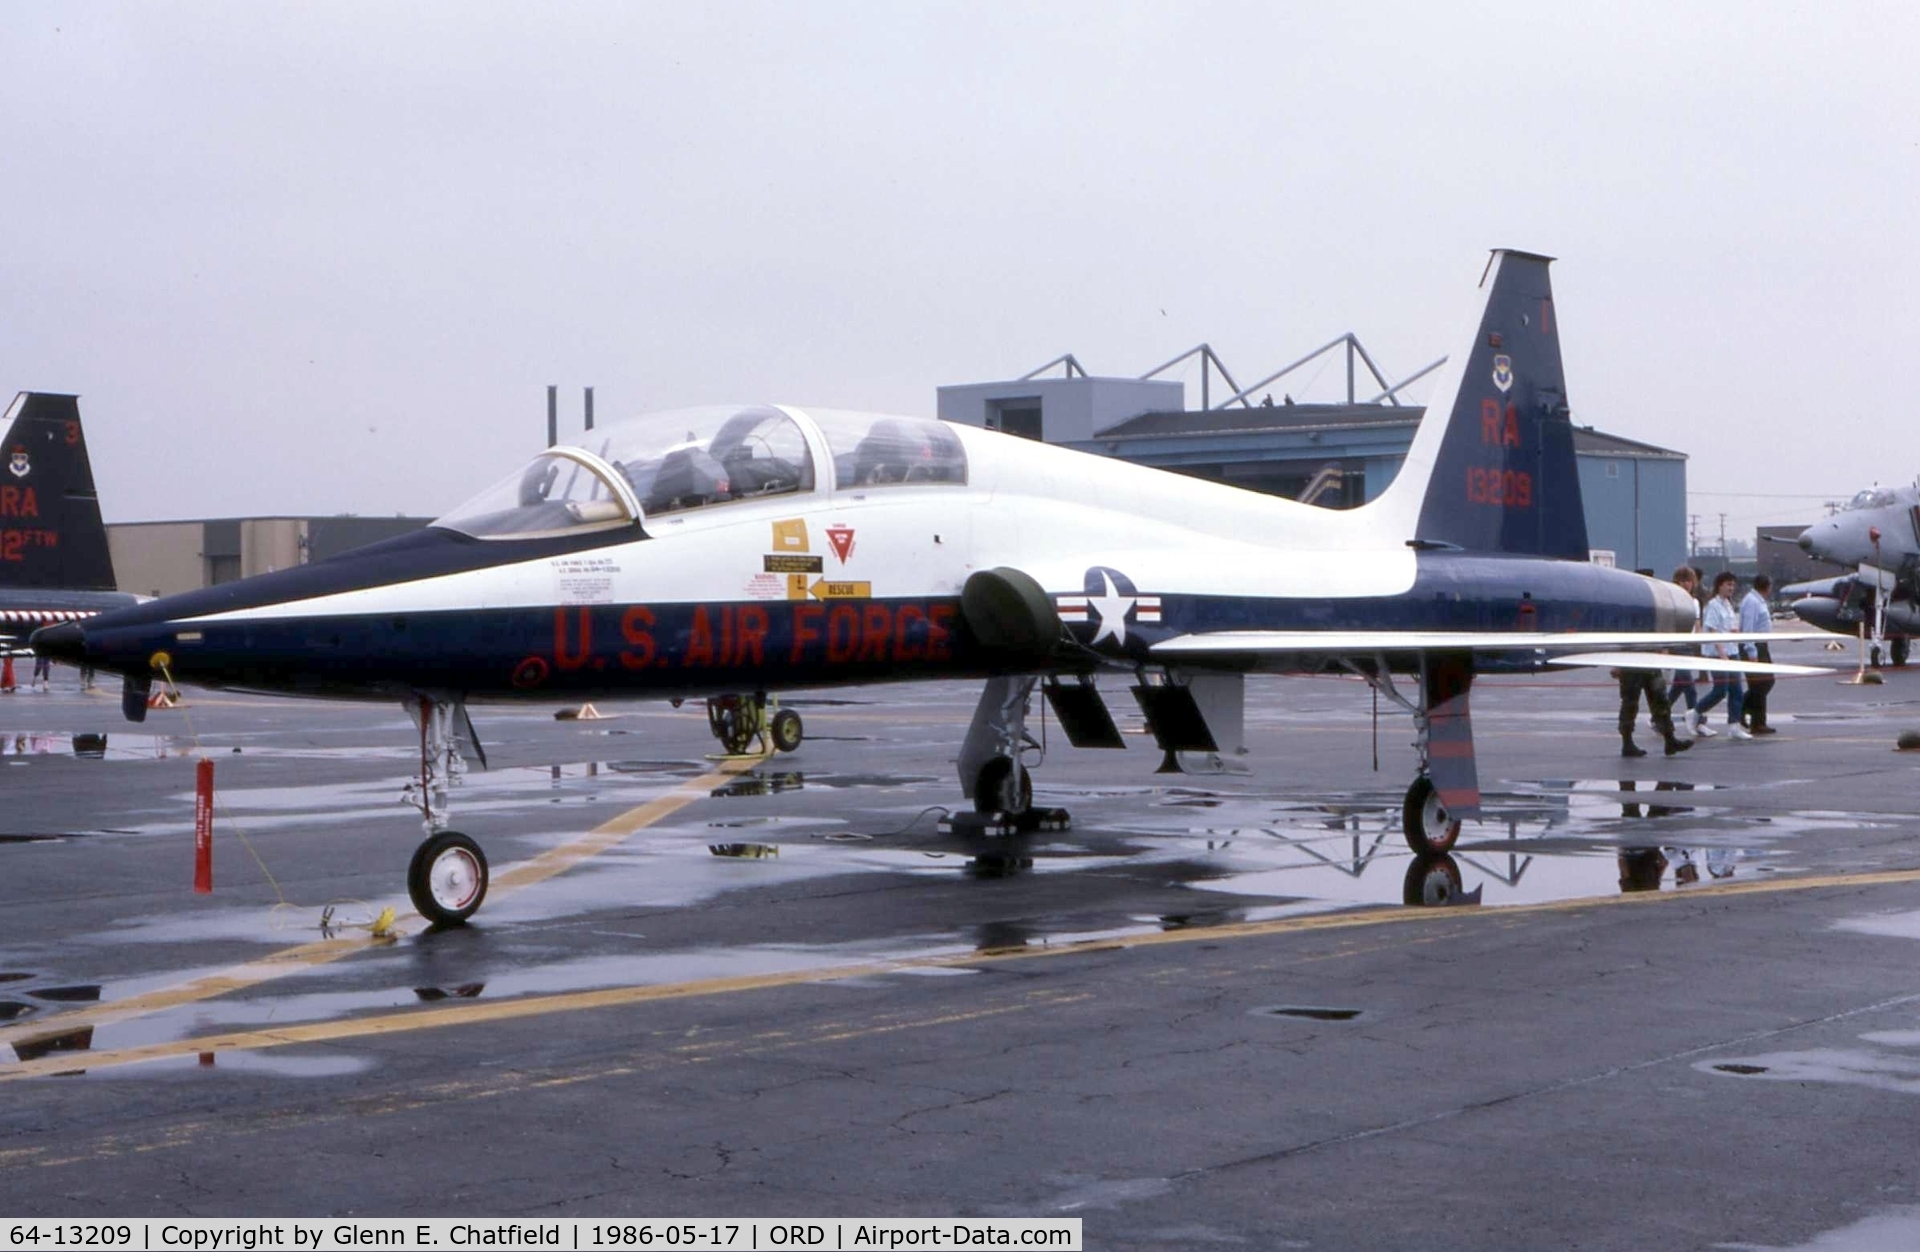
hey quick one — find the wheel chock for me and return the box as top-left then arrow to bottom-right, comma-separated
554,703 -> 607,720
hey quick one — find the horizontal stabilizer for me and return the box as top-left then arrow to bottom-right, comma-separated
1545,651 -> 1830,677
1152,629 -> 1826,657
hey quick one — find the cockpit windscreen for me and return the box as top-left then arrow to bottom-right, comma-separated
433,406 -> 817,539
1846,487 -> 1898,511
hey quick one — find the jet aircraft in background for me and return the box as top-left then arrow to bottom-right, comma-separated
0,392 -> 142,651
1781,482 -> 1920,666
33,251 -> 1816,924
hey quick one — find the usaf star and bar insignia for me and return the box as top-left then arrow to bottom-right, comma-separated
1055,566 -> 1161,648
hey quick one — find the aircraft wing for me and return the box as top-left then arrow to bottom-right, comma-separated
1151,629 -> 1818,657
1542,651 -> 1830,676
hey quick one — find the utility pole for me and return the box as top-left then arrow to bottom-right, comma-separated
1689,514 -> 1700,559
1718,513 -> 1727,559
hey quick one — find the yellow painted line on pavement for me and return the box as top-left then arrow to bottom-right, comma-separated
9,862 -> 1920,1081
0,753 -> 765,1056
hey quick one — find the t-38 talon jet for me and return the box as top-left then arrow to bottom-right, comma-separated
32,250 -> 1818,925
0,392 -> 142,649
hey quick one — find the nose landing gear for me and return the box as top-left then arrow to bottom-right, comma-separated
408,830 -> 488,926
402,693 -> 491,927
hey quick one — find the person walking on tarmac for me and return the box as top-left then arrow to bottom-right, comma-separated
1740,573 -> 1777,734
1665,565 -> 1704,733
1617,566 -> 1693,758
1617,654 -> 1693,758
1696,571 -> 1751,740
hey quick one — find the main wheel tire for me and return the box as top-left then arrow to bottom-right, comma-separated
1893,638 -> 1911,667
973,756 -> 1033,817
770,707 -> 803,753
408,830 -> 489,926
1402,775 -> 1462,855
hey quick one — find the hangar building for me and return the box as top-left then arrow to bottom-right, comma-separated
938,360 -> 1688,577
108,515 -> 431,598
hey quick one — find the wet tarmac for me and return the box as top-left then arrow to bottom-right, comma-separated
5,640 -> 1920,1247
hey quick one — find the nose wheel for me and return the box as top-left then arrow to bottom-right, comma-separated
408,830 -> 489,926
1402,775 -> 1462,855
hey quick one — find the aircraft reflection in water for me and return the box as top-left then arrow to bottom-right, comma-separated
1174,779 -> 1751,909
1782,481 -> 1920,666
33,250 -> 1818,924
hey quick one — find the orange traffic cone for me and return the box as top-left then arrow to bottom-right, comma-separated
1,654 -> 14,694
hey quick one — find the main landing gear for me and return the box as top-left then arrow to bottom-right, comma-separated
704,692 -> 804,756
402,694 -> 490,926
949,675 -> 1068,836
1401,775 -> 1462,855
1336,651 -> 1477,857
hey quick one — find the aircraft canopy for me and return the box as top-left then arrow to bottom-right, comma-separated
433,405 -> 966,540
1845,487 -> 1899,511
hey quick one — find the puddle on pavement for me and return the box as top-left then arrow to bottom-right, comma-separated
4,933 -> 1004,1077
1714,1205 -> 1920,1252
1698,1047 -> 1920,1096
0,732 -> 416,763
1835,910 -> 1920,942
1102,779 -> 1889,910
1255,1005 -> 1363,1022
2,732 -> 193,760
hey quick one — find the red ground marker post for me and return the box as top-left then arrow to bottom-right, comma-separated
193,758 -> 214,893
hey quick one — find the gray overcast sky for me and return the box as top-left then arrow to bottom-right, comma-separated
5,1 -> 1915,537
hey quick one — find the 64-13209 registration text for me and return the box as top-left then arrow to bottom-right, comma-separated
4,1220 -> 1081,1252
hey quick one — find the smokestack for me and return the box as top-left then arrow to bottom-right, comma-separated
585,386 -> 594,432
546,385 -> 557,448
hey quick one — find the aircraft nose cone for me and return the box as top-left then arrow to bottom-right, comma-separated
30,621 -> 86,665
1796,528 -> 1814,553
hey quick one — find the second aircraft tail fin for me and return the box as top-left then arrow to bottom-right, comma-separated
0,392 -> 119,591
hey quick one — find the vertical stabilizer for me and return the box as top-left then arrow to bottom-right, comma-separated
1371,251 -> 1590,560
0,392 -> 119,590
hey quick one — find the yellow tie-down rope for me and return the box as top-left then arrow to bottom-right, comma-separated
151,652 -> 398,939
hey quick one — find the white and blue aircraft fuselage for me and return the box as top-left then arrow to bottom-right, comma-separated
34,251 -> 1810,924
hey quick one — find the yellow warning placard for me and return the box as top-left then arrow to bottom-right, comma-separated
810,579 -> 871,600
